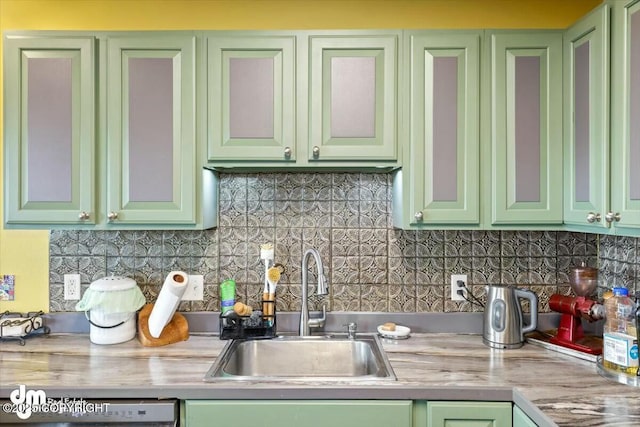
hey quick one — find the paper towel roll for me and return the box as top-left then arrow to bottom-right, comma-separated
148,271 -> 189,338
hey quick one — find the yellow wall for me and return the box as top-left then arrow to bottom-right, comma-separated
0,0 -> 602,312
0,0 -> 601,31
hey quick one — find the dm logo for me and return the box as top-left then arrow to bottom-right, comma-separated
9,385 -> 46,420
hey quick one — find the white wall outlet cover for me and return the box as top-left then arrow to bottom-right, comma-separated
63,274 -> 81,300
182,275 -> 204,301
450,274 -> 468,301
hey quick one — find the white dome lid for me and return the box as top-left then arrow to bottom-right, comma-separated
89,275 -> 138,292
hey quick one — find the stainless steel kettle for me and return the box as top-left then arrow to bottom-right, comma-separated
483,285 -> 538,349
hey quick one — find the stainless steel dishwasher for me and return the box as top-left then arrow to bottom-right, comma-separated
0,398 -> 178,426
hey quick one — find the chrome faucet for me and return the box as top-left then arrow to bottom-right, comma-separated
299,248 -> 328,336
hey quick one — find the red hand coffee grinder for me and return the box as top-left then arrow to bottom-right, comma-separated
548,264 -> 605,354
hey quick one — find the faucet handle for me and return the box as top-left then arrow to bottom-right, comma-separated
308,304 -> 326,329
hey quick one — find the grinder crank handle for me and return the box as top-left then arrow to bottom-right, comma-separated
515,289 -> 538,334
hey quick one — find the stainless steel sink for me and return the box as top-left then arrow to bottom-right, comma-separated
204,334 -> 396,381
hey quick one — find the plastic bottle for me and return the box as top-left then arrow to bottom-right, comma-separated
219,279 -> 236,314
603,287 -> 638,374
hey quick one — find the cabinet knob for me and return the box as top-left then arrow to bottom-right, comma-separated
414,211 -> 424,221
312,146 -> 320,159
586,212 -> 601,223
605,211 -> 621,223
107,211 -> 119,221
284,147 -> 292,159
78,211 -> 90,221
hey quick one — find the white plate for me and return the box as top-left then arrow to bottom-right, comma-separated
377,324 -> 411,339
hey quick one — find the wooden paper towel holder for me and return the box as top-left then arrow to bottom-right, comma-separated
137,303 -> 189,347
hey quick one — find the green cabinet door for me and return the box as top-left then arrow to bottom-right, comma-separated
106,35 -> 197,225
513,406 -> 537,427
487,31 -> 563,225
402,31 -> 481,226
183,400 -> 412,427
422,401 -> 513,427
3,35 -> 96,226
308,33 -> 398,162
563,4 -> 611,231
610,0 -> 640,231
207,34 -> 296,162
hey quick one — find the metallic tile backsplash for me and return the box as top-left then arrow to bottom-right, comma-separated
49,173 -> 638,313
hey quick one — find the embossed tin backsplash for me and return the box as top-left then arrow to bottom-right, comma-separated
49,173 -> 638,313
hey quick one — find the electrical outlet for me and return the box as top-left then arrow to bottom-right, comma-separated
450,274 -> 468,301
182,275 -> 204,301
64,274 -> 81,300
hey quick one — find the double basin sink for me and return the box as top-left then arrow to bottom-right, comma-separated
205,334 -> 396,381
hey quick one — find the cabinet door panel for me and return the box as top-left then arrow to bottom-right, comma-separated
127,57 -> 174,203
184,400 -> 412,427
3,36 -> 95,225
426,401 -> 513,427
630,3 -> 640,209
27,57 -> 74,202
309,35 -> 397,161
490,32 -> 563,225
107,36 -> 196,225
611,0 -> 640,230
207,36 -> 295,161
563,5 -> 610,229
229,57 -> 275,139
631,5 -> 640,205
330,56 -> 376,138
408,32 -> 480,225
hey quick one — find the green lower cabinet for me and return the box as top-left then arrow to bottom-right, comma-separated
183,400 -> 413,427
513,406 -> 537,427
415,401 -> 513,427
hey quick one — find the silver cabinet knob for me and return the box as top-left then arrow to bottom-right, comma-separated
605,211 -> 621,223
312,146 -> 320,159
78,211 -> 90,221
414,211 -> 424,221
107,211 -> 119,221
586,212 -> 601,223
284,146 -> 292,159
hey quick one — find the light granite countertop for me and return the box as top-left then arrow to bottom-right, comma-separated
1,332 -> 638,426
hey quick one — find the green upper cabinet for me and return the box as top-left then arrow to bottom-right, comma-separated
563,0 -> 640,235
308,33 -> 398,162
487,31 -> 563,225
206,35 -> 296,162
106,35 -> 199,225
610,0 -> 640,231
563,4 -> 611,231
205,31 -> 400,168
3,35 -> 96,226
3,32 -> 216,230
395,31 -> 481,227
394,30 -> 564,230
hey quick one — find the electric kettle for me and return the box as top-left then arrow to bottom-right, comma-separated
483,285 -> 538,349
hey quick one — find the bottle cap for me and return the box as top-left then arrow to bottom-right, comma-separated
612,287 -> 629,296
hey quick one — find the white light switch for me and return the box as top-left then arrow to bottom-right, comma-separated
182,275 -> 204,301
